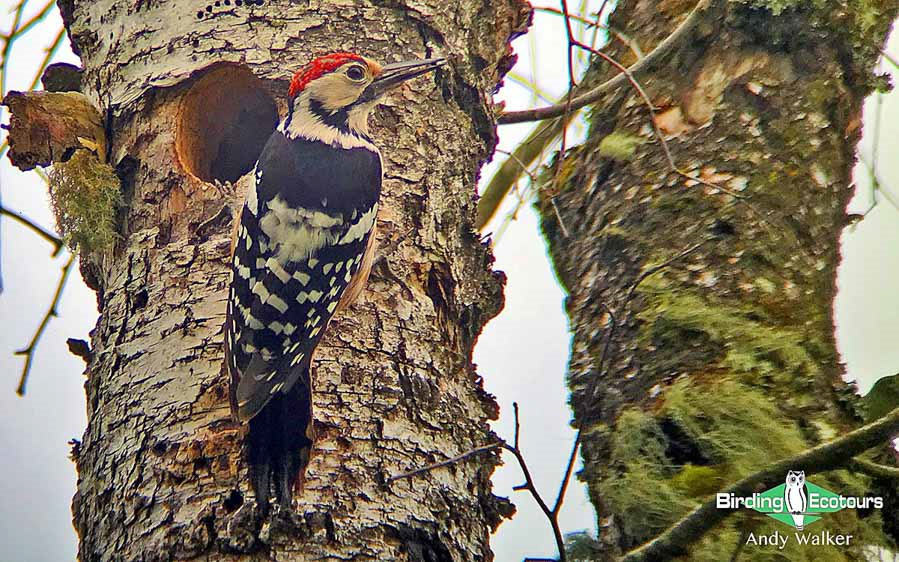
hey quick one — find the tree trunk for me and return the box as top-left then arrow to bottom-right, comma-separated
59,1 -> 529,559
540,0 -> 898,558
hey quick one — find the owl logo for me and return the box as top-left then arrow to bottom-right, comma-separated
784,470 -> 808,530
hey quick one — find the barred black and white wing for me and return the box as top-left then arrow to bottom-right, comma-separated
225,131 -> 381,423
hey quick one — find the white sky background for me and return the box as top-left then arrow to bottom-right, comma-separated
0,4 -> 897,561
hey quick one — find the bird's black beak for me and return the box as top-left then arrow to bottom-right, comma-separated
362,58 -> 445,102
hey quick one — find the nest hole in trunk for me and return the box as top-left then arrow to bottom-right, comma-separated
175,63 -> 278,184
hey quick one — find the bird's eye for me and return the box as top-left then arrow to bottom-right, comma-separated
346,65 -> 366,81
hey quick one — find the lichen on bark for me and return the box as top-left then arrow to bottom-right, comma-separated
538,0 -> 899,557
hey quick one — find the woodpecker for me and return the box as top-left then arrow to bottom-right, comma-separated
224,52 -> 443,511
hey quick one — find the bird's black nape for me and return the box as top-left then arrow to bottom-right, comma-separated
246,367 -> 313,514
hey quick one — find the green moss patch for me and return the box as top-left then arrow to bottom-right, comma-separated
598,378 -> 887,559
600,378 -> 805,543
637,279 -> 820,395
49,149 -> 122,254
598,131 -> 645,162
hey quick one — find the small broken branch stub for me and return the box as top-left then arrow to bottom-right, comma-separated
2,90 -> 106,171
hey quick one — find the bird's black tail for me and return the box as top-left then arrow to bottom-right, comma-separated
246,367 -> 313,513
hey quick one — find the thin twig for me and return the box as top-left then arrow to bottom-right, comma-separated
881,48 -> 899,71
507,72 -> 557,105
569,39 -> 748,204
544,0 -> 579,215
15,252 -> 75,395
849,458 -> 899,479
533,6 -> 644,60
550,196 -> 570,238
478,0 -> 715,230
25,26 -> 64,91
621,406 -> 899,561
0,204 -> 63,255
0,0 -> 28,98
552,430 -> 581,516
386,442 -> 503,483
513,401 -> 521,450
590,0 -> 613,52
624,241 -> 705,303
490,150 -> 539,244
565,37 -> 788,244
388,402 -> 578,562
495,148 -> 539,183
3,0 -> 54,42
502,403 -> 567,562
499,0 -> 716,125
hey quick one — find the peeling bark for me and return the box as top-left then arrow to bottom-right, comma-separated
54,0 -> 530,559
539,0 -> 898,558
2,90 -> 105,170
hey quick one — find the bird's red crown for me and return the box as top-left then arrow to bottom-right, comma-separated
288,52 -> 366,99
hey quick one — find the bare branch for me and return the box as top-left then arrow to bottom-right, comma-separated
543,0 -> 579,228
550,196 -> 570,238
501,403 -> 567,562
552,430 -> 581,517
849,458 -> 899,479
881,48 -> 899,71
478,0 -> 718,231
15,252 -> 75,395
388,402 -> 580,562
25,26 -> 65,92
624,241 -> 705,303
0,203 -> 63,255
498,0 -> 717,125
476,118 -> 564,230
621,406 -> 899,561
533,6 -> 644,60
386,442 -> 503,483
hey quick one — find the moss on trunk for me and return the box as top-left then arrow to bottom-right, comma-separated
539,0 -> 898,557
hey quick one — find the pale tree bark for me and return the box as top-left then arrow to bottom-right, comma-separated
46,0 -> 530,559
538,0 -> 899,559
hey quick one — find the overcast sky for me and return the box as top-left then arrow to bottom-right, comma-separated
1,4 -> 897,561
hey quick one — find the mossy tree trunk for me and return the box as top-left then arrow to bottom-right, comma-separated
53,0 -> 529,559
539,0 -> 898,558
